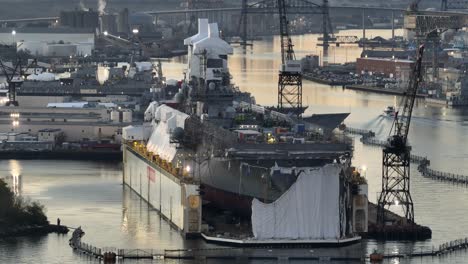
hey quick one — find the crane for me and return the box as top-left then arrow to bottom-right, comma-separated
0,59 -> 37,106
277,0 -> 303,117
377,44 -> 425,225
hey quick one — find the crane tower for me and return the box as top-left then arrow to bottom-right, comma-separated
377,45 -> 425,224
277,0 -> 303,116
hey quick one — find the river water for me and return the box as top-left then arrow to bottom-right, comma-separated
1,29 -> 468,263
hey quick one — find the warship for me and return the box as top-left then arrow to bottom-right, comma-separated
122,19 -> 367,244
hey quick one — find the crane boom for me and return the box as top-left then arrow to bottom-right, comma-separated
377,44 -> 425,225
0,58 -> 37,106
394,45 -> 425,144
278,0 -> 295,63
276,0 -> 303,117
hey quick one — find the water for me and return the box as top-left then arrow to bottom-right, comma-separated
2,30 -> 468,263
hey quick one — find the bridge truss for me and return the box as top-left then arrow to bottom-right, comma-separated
238,0 -> 333,57
441,0 -> 468,10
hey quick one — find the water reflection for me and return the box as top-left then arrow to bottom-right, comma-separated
0,160 -> 24,195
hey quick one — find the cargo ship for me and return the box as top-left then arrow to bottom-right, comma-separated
122,19 -> 367,245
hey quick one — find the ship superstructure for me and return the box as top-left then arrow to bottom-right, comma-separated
122,19 -> 367,244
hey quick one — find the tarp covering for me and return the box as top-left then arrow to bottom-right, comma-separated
251,164 -> 342,240
28,72 -> 56,81
146,104 -> 189,161
123,125 -> 144,141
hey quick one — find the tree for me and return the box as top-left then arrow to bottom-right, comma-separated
0,178 -> 48,227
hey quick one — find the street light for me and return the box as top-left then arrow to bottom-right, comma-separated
132,28 -> 139,34
103,31 -> 108,36
11,30 -> 16,45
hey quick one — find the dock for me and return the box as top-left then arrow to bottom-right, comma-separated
68,228 -> 468,261
345,84 -> 426,98
379,237 -> 468,259
303,73 -> 358,86
418,161 -> 468,185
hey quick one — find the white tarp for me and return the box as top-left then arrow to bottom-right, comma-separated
28,72 -> 56,81
251,164 -> 342,240
146,104 -> 189,161
122,125 -> 144,141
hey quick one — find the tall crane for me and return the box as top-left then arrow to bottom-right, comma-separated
277,0 -> 303,117
377,45 -> 425,225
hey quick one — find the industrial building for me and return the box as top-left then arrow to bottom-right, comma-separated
356,57 -> 414,78
0,106 -> 133,143
0,28 -> 95,57
59,9 -> 99,29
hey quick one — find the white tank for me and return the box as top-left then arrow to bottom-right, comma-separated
122,110 -> 132,123
111,110 -> 120,123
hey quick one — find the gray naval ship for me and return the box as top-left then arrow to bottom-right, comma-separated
123,19 -> 363,242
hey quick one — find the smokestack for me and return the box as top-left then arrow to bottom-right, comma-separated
208,23 -> 219,38
198,19 -> 209,37
184,18 -> 209,46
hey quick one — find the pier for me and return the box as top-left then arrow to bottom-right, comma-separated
380,237 -> 468,259
418,162 -> 468,185
343,125 -> 468,185
68,228 -> 468,261
345,84 -> 427,98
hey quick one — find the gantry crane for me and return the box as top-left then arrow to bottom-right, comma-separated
377,45 -> 425,225
277,0 -> 303,117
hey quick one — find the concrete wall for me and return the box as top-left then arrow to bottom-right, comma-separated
0,123 -> 123,142
123,147 -> 201,234
38,130 -> 62,142
18,96 -> 66,107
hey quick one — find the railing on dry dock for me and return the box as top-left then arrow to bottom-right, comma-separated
117,249 -> 163,259
71,241 -> 102,258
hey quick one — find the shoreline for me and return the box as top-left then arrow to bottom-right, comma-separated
346,84 -> 427,98
0,150 -> 122,161
303,74 -> 359,86
0,224 -> 69,238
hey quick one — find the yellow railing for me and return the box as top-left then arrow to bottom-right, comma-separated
127,141 -> 189,180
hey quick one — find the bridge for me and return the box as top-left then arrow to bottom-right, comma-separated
3,4 -> 468,24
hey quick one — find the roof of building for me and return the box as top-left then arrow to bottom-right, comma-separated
38,128 -> 62,132
358,57 -> 414,64
361,50 -> 413,59
0,27 -> 95,34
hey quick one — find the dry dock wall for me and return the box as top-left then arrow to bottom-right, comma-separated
123,146 -> 201,236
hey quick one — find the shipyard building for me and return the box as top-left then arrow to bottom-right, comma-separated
0,28 -> 95,57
